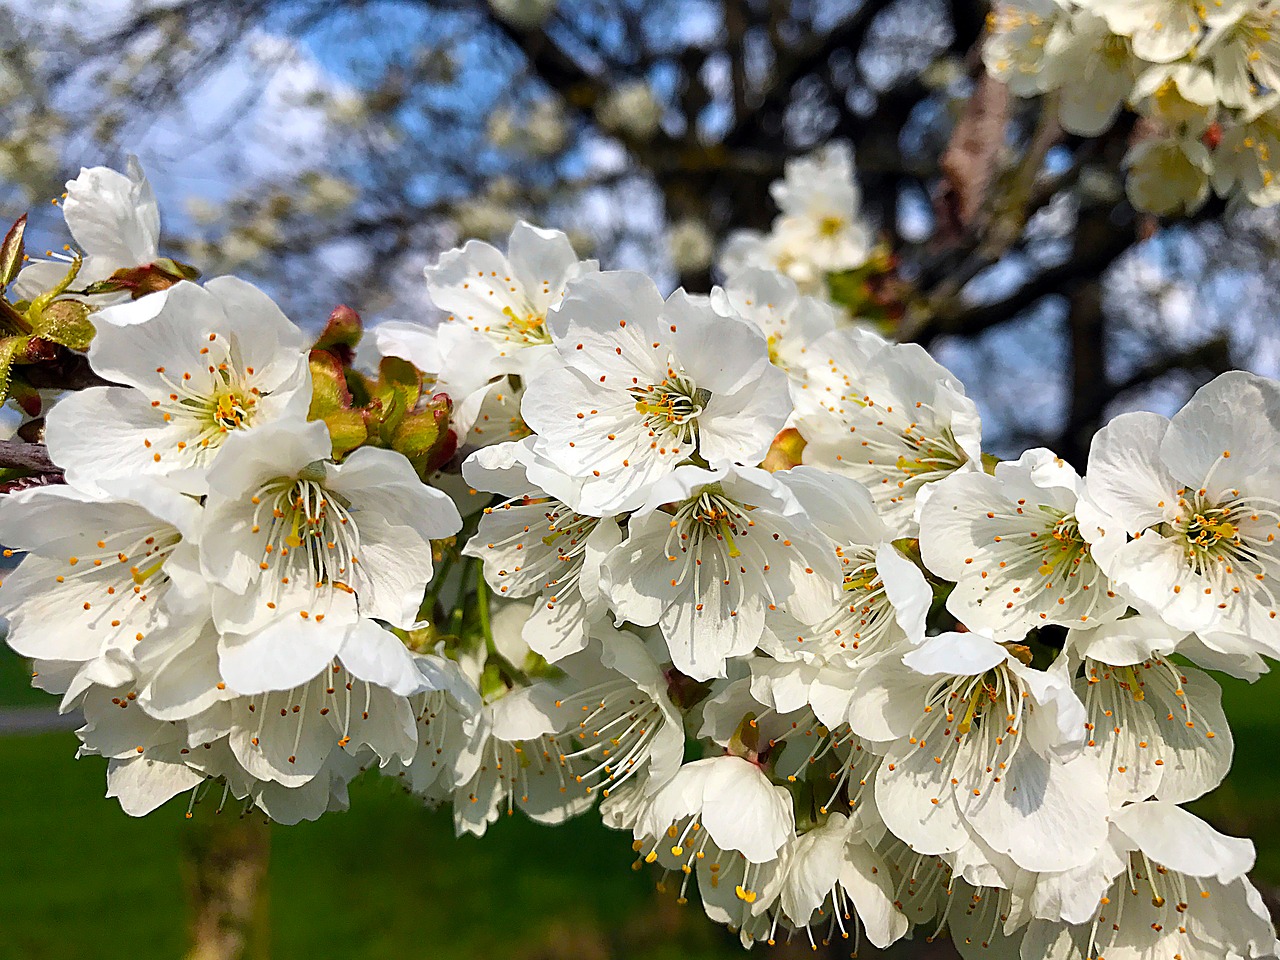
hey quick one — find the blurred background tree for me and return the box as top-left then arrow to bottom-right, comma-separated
0,0 -> 1277,957
4,0 -> 1273,467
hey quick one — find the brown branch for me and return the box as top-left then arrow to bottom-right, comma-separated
934,71 -> 1011,242
0,440 -> 60,475
1111,336 -> 1233,398
907,217 -> 1135,344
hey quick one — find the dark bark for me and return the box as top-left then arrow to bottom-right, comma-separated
182,816 -> 272,960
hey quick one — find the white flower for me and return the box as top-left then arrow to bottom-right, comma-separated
796,330 -> 983,535
983,0 -> 1069,97
1124,133 -> 1213,216
634,754 -> 795,868
74,678 -> 204,816
667,218 -> 714,274
542,624 -> 686,798
396,654 -> 485,799
919,448 -> 1126,638
461,439 -> 621,662
12,157 -> 161,302
761,467 -> 931,667
1041,10 -> 1140,137
424,221 -> 596,383
719,228 -> 828,298
1132,63 -> 1220,133
522,271 -> 791,515
1203,1 -> 1280,108
769,142 -> 871,276
1068,618 -> 1233,806
0,481 -> 201,687
199,420 -> 461,693
1077,373 -> 1280,658
628,770 -> 795,950
601,465 -> 839,681
138,618 -> 423,790
450,684 -> 597,837
44,277 -> 312,496
596,81 -> 663,140
847,632 -> 1109,874
772,813 -> 909,951
1078,0 -> 1246,63
713,268 -> 839,394
1212,97 -> 1280,206
700,664 -> 880,822
1022,802 -> 1278,960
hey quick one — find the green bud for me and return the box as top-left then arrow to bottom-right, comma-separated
311,304 -> 363,361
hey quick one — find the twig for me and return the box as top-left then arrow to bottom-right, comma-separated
0,440 -> 60,475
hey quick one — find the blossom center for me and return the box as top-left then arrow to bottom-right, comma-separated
152,332 -> 261,457
630,374 -> 709,446
250,472 -> 361,618
497,304 -> 551,347
551,678 -> 664,797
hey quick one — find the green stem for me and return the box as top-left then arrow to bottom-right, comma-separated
475,565 -> 493,650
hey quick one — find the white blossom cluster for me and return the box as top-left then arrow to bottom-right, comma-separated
718,141 -> 874,298
4,161 -> 1280,960
984,0 -> 1280,215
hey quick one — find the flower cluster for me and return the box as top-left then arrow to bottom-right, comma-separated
0,163 -> 470,823
984,0 -> 1280,215
719,142 -> 874,299
3,161 -> 1279,960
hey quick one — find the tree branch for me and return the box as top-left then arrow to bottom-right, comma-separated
0,440 -> 60,475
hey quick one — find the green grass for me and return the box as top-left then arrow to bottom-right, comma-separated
0,728 -> 747,960
0,645 -> 52,707
0,652 -> 1276,959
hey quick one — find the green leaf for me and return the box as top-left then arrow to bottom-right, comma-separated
0,215 -> 27,292
30,299 -> 94,351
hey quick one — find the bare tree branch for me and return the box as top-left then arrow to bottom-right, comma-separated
0,440 -> 59,475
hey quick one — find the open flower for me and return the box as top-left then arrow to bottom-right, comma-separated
1077,0 -> 1246,63
461,439 -> 621,662
919,448 -> 1126,638
983,0 -> 1070,97
1204,3 -> 1280,108
797,330 -> 983,535
1067,617 -> 1233,806
12,158 -> 161,303
601,465 -> 839,681
425,220 -> 596,380
1022,802 -> 1278,960
762,467 -> 931,667
379,222 -> 598,447
450,683 -> 598,837
771,812 -> 909,952
634,754 -> 795,867
0,481 -> 202,695
1042,9 -> 1140,136
542,624 -> 686,799
1077,372 -> 1280,658
44,277 -> 312,495
848,632 -> 1109,874
712,268 -> 839,395
199,420 -> 461,693
768,142 -> 872,276
522,270 -> 790,515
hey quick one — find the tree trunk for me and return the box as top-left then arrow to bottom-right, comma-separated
182,814 -> 271,960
